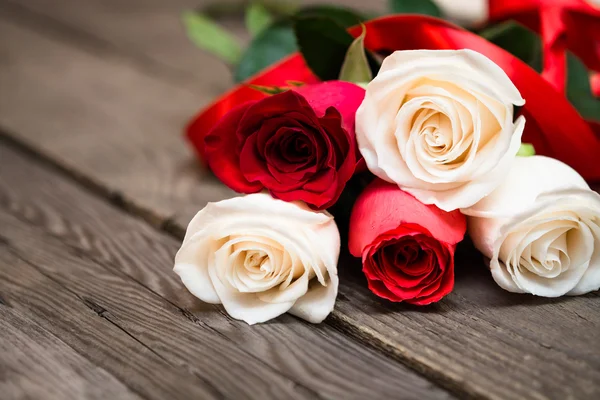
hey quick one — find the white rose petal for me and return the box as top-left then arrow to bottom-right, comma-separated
356,49 -> 525,211
464,156 -> 600,297
174,193 -> 340,325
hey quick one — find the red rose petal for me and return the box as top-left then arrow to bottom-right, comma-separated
204,102 -> 263,193
239,91 -> 315,137
186,55 -> 319,161
273,182 -> 337,208
293,81 -> 365,135
365,274 -> 404,302
408,254 -> 455,305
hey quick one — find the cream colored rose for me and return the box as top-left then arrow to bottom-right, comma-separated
356,49 -> 525,211
174,193 -> 339,325
464,156 -> 600,297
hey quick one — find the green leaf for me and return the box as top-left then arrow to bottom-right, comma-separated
245,2 -> 274,37
517,143 -> 536,157
181,11 -> 242,65
294,16 -> 379,81
296,5 -> 366,28
566,54 -> 600,122
234,20 -> 297,82
294,17 -> 352,81
339,25 -> 372,83
480,22 -> 542,72
389,0 -> 442,17
481,21 -> 599,121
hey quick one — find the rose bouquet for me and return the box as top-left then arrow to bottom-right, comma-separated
176,0 -> 600,324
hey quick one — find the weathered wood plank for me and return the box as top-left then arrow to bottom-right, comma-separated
1,0 -> 387,83
1,3 -> 599,400
0,0 -> 386,225
0,142 -> 453,400
0,246 -> 223,400
0,306 -> 141,400
0,9 -> 234,225
333,251 -> 600,399
0,218 -> 318,400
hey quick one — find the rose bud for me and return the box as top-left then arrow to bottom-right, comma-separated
348,179 -> 467,305
464,156 -> 600,297
174,193 -> 340,325
203,81 -> 365,210
355,49 -> 525,211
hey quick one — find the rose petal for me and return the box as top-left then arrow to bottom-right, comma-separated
173,234 -> 220,304
208,261 -> 295,325
464,155 -> 589,219
468,156 -> 600,297
204,102 -> 264,193
349,179 -> 466,258
569,218 -> 600,295
294,81 -> 365,135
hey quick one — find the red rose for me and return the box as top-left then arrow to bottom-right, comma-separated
202,81 -> 365,209
186,55 -> 319,162
348,179 -> 467,305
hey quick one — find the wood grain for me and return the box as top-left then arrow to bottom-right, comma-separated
333,251 -> 600,399
0,306 -> 141,400
0,212 -> 319,400
0,0 -> 388,84
0,243 -> 223,400
0,1 -> 599,399
0,8 -> 234,226
0,142 -> 452,400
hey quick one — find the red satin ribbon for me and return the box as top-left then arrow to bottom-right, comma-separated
186,15 -> 600,181
488,0 -> 600,94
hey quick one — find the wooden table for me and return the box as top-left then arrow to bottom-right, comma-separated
0,1 -> 598,399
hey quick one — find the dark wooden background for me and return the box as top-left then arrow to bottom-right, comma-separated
0,1 -> 599,399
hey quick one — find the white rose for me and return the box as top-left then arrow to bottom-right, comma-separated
356,49 -> 525,211
173,193 -> 340,325
464,156 -> 600,297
